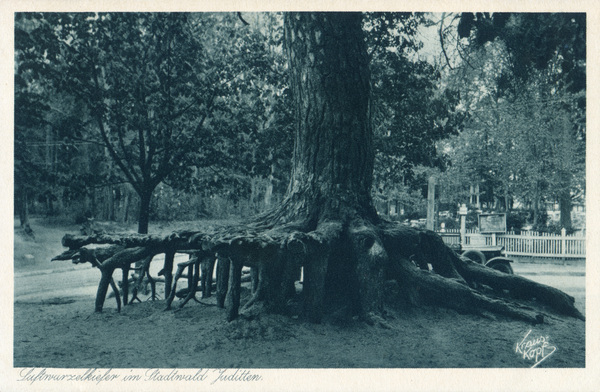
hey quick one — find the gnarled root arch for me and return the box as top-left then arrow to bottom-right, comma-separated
54,215 -> 584,325
204,215 -> 584,325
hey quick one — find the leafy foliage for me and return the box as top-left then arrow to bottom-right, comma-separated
457,13 -> 585,93
15,12 -> 293,231
438,23 -> 585,228
15,15 -> 75,222
365,13 -> 463,213
15,11 -> 584,234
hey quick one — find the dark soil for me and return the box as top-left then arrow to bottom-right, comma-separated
13,219 -> 585,369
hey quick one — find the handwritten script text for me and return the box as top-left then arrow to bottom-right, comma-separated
515,329 -> 556,368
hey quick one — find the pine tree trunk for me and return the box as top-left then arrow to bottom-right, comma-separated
17,193 -> 29,227
138,191 -> 152,234
533,183 -> 541,227
280,12 -> 376,225
559,190 -> 572,229
123,189 -> 132,223
263,12 -> 382,320
264,164 -> 274,208
107,185 -> 114,221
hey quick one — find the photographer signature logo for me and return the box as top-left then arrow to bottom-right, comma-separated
515,329 -> 556,368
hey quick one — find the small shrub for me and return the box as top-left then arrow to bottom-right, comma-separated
439,217 -> 459,230
532,210 -> 550,232
539,223 -> 575,235
465,210 -> 479,230
506,210 -> 529,233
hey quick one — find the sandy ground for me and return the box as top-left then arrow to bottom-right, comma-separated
11,219 -> 586,372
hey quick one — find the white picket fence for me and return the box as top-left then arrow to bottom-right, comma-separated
436,228 -> 585,259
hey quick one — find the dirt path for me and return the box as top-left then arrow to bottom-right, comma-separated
13,291 -> 585,369
10,219 -> 587,373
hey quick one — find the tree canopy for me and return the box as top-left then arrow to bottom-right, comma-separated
433,12 -> 585,230
15,12 -> 293,232
16,11 -> 585,235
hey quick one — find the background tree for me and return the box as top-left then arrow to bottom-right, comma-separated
14,15 -> 76,233
14,56 -> 50,234
456,13 -> 585,92
436,13 -> 585,229
166,13 -> 293,215
366,13 -> 463,218
17,12 -> 292,233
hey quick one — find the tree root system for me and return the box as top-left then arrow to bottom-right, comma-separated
52,217 -> 584,325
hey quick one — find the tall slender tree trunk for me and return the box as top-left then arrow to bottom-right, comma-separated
264,164 -> 275,208
106,185 -> 115,221
426,176 -> 436,230
122,190 -> 130,224
533,182 -> 541,227
559,190 -> 572,229
16,192 -> 34,237
46,193 -> 54,215
17,193 -> 29,227
557,116 -> 574,230
138,190 -> 152,234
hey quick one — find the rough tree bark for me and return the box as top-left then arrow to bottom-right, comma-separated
245,12 -> 382,322
137,190 -> 153,234
53,12 -> 584,326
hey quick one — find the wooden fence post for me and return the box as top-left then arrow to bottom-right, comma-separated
561,227 -> 567,265
426,176 -> 436,231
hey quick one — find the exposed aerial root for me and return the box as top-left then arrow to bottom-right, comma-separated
452,255 -> 585,321
347,220 -> 387,320
53,219 -> 584,325
165,255 -> 198,310
52,246 -> 124,312
129,255 -> 160,303
379,222 -> 583,324
387,255 -> 544,324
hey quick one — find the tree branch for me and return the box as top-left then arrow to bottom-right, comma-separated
439,13 -> 454,70
90,66 -> 142,193
237,12 -> 250,26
